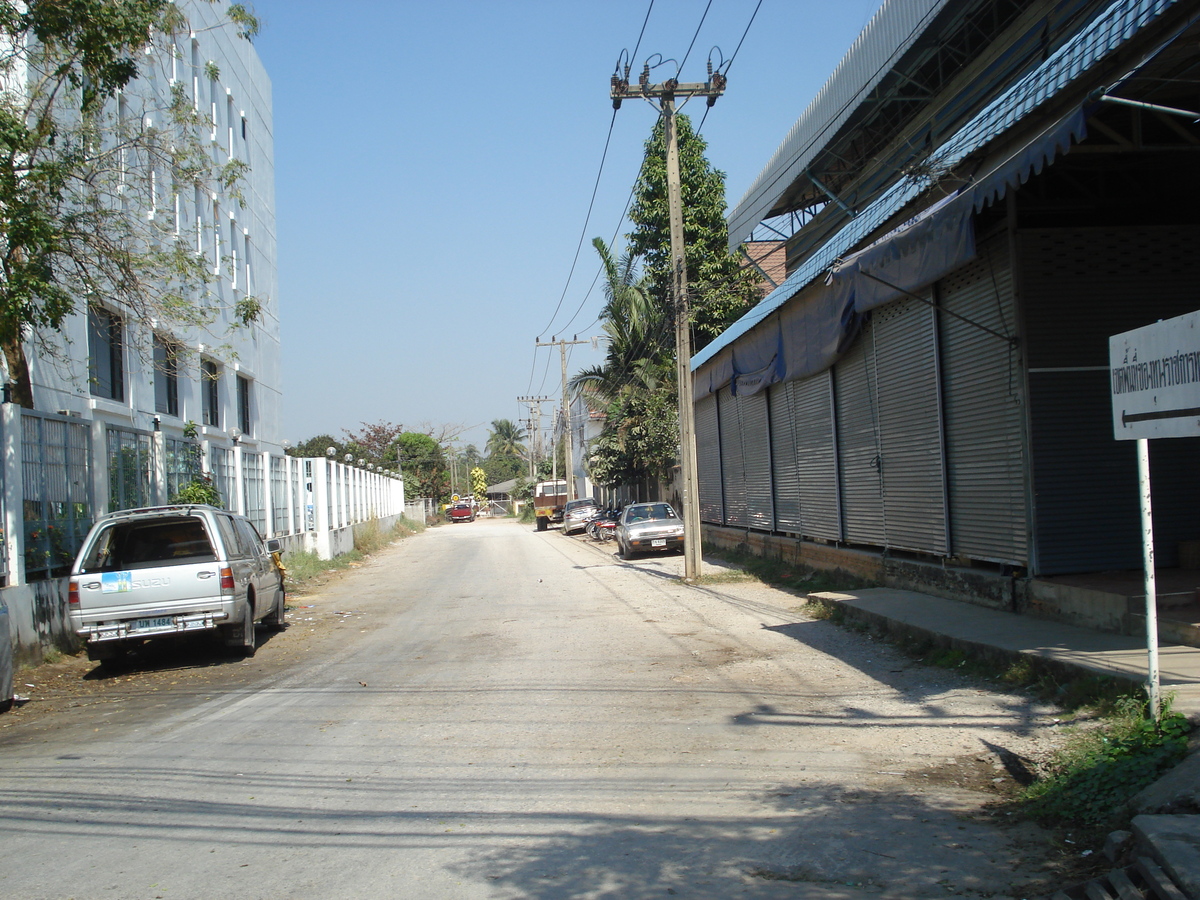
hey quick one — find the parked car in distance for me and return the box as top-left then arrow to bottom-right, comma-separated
562,498 -> 599,535
616,502 -> 685,559
448,501 -> 476,523
68,505 -> 285,662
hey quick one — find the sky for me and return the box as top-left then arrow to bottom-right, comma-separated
249,0 -> 882,452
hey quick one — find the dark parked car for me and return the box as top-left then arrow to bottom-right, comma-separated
616,502 -> 685,559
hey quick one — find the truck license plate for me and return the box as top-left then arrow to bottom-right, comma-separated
134,617 -> 174,631
651,539 -> 666,547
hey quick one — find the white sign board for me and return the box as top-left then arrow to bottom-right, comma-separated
1110,309 -> 1200,441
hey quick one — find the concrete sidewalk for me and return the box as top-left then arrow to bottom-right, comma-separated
808,587 -> 1200,720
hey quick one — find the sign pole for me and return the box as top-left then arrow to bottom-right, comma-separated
1136,437 -> 1162,719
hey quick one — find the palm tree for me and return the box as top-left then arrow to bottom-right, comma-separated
570,237 -> 672,409
486,419 -> 526,460
570,238 -> 679,489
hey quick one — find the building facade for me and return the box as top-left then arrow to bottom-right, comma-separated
694,0 -> 1200,638
0,3 -> 405,664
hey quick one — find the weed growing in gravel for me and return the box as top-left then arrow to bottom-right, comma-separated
1013,697 -> 1191,834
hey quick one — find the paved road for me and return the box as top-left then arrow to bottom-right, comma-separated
0,519 -> 1071,899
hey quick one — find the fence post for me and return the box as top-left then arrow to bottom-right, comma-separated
1,403 -> 22,584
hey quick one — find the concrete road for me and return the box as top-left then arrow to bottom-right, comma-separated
0,519 -> 1071,899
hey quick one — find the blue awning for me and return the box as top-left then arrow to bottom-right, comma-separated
692,0 -> 1167,399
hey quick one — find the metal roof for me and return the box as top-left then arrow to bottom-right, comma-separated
697,0 -> 1177,371
727,0 -> 951,248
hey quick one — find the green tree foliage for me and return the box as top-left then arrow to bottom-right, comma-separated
482,453 -> 523,487
627,113 -> 763,349
0,0 -> 260,406
396,432 -> 448,502
485,418 -> 526,460
585,383 -> 679,487
288,434 -> 343,458
571,238 -> 678,488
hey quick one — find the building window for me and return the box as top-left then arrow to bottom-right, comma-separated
237,374 -> 252,436
88,307 -> 124,401
201,358 -> 220,427
153,335 -> 179,417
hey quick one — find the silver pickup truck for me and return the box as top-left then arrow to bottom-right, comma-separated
68,505 -> 285,661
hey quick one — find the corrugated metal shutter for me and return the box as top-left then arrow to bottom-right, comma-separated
1029,370 -> 1140,573
696,393 -> 723,525
740,391 -> 773,531
718,388 -> 747,527
768,381 -> 802,533
1021,226 -> 1200,574
834,322 -> 885,545
793,371 -> 841,541
873,296 -> 947,555
939,238 -> 1027,565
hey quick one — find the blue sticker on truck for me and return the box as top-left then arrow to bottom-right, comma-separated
100,571 -> 133,593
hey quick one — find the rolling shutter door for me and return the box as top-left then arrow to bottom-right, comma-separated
695,393 -> 723,525
1022,227 -> 1200,574
939,239 -> 1027,565
873,296 -> 947,555
768,381 -> 801,533
834,323 -> 885,545
718,388 -> 747,527
793,371 -> 840,541
1029,370 -> 1139,573
740,391 -> 773,531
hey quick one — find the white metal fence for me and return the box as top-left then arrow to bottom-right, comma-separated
0,405 -> 406,588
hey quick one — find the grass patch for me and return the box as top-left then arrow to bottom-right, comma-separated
519,505 -> 535,524
1010,697 -> 1191,836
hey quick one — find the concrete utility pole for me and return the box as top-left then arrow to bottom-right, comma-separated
535,337 -> 588,501
517,396 -> 553,479
610,63 -> 725,582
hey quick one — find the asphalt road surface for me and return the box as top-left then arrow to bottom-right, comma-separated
0,518 -> 1076,899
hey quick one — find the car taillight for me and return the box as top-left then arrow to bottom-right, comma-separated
219,567 -> 235,591
68,579 -> 80,606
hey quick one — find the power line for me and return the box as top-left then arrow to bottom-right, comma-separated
677,0 -> 713,76
696,0 -> 763,135
534,108 -> 619,341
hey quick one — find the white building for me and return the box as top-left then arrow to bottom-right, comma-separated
0,3 -> 402,664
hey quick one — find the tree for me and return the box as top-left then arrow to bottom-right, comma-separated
627,113 -> 763,350
470,466 -> 487,499
396,432 -> 448,502
570,238 -> 678,489
288,434 -> 343,459
342,420 -> 406,469
0,0 -> 260,406
571,237 -> 670,409
485,418 -> 526,461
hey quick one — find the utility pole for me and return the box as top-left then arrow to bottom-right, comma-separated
611,62 -> 725,582
535,337 -> 588,501
517,396 -> 552,479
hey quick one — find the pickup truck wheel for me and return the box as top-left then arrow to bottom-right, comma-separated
224,600 -> 256,657
619,539 -> 634,560
263,585 -> 286,630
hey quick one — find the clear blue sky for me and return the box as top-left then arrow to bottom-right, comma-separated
250,0 -> 880,452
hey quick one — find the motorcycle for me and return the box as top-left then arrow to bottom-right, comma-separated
584,507 -> 621,542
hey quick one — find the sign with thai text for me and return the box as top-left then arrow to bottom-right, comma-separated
1110,309 -> 1200,440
